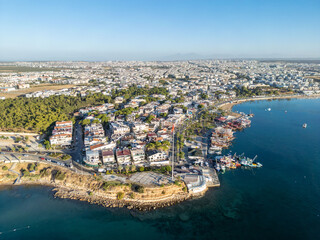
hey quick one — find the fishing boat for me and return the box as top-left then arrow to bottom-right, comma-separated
303,123 -> 307,128
249,162 -> 263,168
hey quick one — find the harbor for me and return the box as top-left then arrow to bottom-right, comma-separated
177,111 -> 260,195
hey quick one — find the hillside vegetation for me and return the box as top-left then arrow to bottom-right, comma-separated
0,85 -> 168,133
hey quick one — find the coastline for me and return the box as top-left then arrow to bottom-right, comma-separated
0,162 -> 192,211
218,94 -> 320,112
2,95 -> 319,211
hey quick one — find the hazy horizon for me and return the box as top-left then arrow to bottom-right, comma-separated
1,0 -> 320,61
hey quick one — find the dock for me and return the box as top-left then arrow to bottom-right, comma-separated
201,168 -> 220,187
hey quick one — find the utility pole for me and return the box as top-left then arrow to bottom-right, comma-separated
171,125 -> 175,181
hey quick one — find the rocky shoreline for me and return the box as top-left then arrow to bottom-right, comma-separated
53,187 -> 192,211
0,162 -> 195,211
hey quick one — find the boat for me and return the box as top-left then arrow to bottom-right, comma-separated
303,123 -> 307,128
249,162 -> 263,168
267,108 -> 271,111
215,163 -> 221,172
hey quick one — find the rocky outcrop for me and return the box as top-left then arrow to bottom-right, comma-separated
0,162 -> 191,211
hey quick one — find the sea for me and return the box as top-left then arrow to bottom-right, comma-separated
0,98 -> 320,240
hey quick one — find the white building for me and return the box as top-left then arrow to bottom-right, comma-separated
49,121 -> 73,146
84,150 -> 100,167
146,150 -> 169,166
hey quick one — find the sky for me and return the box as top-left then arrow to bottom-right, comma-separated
0,0 -> 320,61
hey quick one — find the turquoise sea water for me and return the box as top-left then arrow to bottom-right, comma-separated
1,98 -> 320,240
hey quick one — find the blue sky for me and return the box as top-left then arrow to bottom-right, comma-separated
0,0 -> 319,61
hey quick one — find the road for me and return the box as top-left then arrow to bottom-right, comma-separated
69,122 -> 84,164
0,152 -> 75,169
8,162 -> 21,184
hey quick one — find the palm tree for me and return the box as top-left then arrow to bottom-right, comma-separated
118,165 -> 123,174
131,165 -> 136,172
24,147 -> 29,153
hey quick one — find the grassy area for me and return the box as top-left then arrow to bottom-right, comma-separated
0,84 -> 75,98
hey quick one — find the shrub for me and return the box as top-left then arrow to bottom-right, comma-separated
139,166 -> 144,172
129,192 -> 135,199
2,166 -> 8,171
102,181 -> 121,190
161,190 -> 166,195
55,171 -> 66,181
20,168 -> 30,176
61,154 -> 71,161
40,168 -> 49,178
174,180 -> 181,186
132,184 -> 145,193
117,192 -> 124,200
88,191 -> 93,196
28,163 -> 35,171
182,187 -> 187,192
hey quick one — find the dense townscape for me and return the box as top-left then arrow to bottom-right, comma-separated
0,60 -> 320,204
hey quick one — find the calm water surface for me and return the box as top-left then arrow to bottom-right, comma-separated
0,98 -> 320,240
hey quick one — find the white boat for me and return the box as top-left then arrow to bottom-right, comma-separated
303,123 -> 307,128
267,108 -> 271,111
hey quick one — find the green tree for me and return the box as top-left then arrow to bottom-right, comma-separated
179,151 -> 185,159
131,165 -> 136,172
28,163 -> 35,171
81,119 -> 91,126
44,140 -> 51,150
125,165 -> 130,174
165,165 -> 172,172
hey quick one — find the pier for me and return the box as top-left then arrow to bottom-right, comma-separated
201,168 -> 220,187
